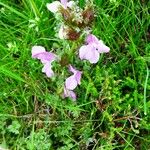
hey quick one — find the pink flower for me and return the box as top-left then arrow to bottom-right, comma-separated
64,65 -> 82,100
79,34 -> 110,64
65,65 -> 82,90
47,0 -> 74,13
32,46 -> 57,77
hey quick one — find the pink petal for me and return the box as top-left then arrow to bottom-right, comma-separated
86,46 -> 99,63
69,65 -> 77,74
86,34 -> 99,44
46,1 -> 62,13
97,40 -> 110,53
32,46 -> 56,63
86,34 -> 110,53
64,65 -> 82,100
75,71 -> 82,85
64,87 -> 76,100
42,62 -> 54,77
39,52 -> 56,63
65,75 -> 77,90
79,45 -> 88,60
32,46 -> 46,58
79,45 -> 99,64
69,90 -> 76,100
68,65 -> 82,85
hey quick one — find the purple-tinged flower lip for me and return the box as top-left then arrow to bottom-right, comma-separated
34,52 -> 56,62
69,65 -> 82,74
42,62 -> 54,77
32,46 -> 45,57
64,66 -> 82,100
87,34 -> 110,52
65,75 -> 78,90
40,52 -> 56,63
63,86 -> 76,100
31,45 -> 58,78
68,65 -> 82,84
86,34 -> 99,44
79,44 -> 100,64
68,65 -> 78,74
65,65 -> 82,90
75,71 -> 82,85
32,46 -> 57,63
97,41 -> 110,53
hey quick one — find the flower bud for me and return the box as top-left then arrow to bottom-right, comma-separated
67,29 -> 80,41
59,7 -> 72,22
82,7 -> 95,25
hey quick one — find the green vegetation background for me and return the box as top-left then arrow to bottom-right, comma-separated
0,0 -> 150,149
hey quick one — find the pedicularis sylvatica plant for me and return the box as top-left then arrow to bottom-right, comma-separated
31,0 -> 110,101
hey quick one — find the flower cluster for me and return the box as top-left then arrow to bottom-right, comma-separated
31,0 -> 110,100
47,0 -> 94,41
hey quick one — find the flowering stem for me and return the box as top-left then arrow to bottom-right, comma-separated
68,42 -> 78,62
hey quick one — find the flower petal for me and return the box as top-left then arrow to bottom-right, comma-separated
69,90 -> 76,100
61,0 -> 67,8
40,52 -> 56,63
79,45 -> 99,64
32,46 -> 45,58
42,62 -> 54,77
86,34 -> 99,44
68,65 -> 82,85
46,1 -> 61,13
75,71 -> 82,85
63,87 -> 76,100
65,75 -> 77,90
69,65 -> 77,74
79,45 -> 88,60
86,34 -> 110,53
86,46 -> 99,63
32,46 -> 56,63
97,40 -> 110,53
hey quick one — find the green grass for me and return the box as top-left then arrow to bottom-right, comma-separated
0,0 -> 150,149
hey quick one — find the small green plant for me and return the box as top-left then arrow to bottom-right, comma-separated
7,120 -> 21,135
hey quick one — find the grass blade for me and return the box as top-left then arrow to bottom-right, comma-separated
144,67 -> 149,115
0,67 -> 25,83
